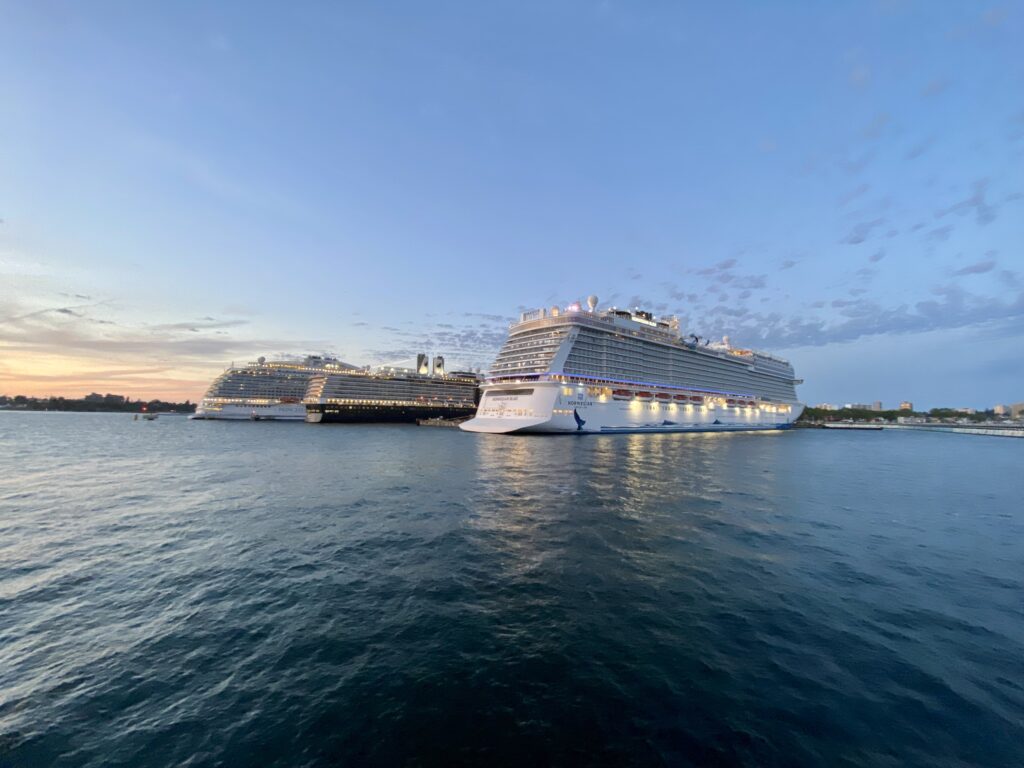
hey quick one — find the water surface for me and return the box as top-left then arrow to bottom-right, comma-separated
1,413 -> 1021,766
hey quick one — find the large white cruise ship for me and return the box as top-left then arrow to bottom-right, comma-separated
192,355 -> 357,420
461,296 -> 804,434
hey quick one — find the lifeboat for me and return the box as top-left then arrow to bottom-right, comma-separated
689,395 -> 703,402
727,399 -> 736,405
655,393 -> 672,402
673,394 -> 688,401
635,392 -> 653,400
612,389 -> 632,400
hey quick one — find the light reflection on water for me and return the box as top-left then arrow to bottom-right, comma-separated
0,413 -> 1022,766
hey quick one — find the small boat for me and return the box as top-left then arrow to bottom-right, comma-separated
142,413 -> 158,421
726,399 -> 736,406
655,393 -> 672,402
689,395 -> 703,402
635,392 -> 653,400
612,389 -> 632,400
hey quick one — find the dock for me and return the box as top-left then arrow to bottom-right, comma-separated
882,424 -> 1024,439
417,416 -> 472,428
822,423 -> 883,431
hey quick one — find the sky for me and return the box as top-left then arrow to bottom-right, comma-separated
1,1 -> 1022,409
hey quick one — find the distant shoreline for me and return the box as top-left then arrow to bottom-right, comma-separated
1,397 -> 195,414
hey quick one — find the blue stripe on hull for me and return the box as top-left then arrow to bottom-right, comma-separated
522,422 -> 794,434
595,423 -> 791,434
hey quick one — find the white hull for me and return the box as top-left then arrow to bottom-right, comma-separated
461,382 -> 803,434
189,402 -> 306,421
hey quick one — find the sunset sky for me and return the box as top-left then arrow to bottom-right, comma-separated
1,2 -> 1022,408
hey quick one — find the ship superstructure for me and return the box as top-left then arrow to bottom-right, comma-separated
305,355 -> 479,423
192,355 -> 356,421
461,296 -> 804,434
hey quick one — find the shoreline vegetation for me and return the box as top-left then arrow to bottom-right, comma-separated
797,407 -> 1013,425
0,394 -> 196,414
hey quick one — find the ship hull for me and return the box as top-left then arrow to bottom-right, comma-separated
460,382 -> 803,434
190,402 -> 307,421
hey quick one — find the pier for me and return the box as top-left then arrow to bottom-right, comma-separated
882,424 -> 1024,439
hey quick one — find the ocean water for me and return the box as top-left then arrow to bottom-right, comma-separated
0,413 -> 1022,767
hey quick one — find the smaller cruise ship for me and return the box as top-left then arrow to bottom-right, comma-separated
192,355 -> 355,421
305,355 -> 480,423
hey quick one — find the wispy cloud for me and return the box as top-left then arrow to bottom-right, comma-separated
935,178 -> 997,225
952,258 -> 997,276
841,218 -> 886,245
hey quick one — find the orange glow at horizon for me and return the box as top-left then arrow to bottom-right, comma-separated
1,351 -> 218,401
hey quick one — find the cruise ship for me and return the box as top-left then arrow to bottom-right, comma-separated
305,355 -> 479,423
461,296 -> 804,434
192,355 -> 356,420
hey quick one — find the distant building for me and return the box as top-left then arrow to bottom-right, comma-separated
871,401 -> 883,411
814,403 -> 840,411
956,407 -> 976,415
844,403 -> 870,410
84,393 -> 104,403
1011,402 -> 1024,420
103,394 -> 125,405
993,404 -> 1009,416
899,401 -> 913,411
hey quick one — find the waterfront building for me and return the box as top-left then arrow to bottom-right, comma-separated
993,404 -> 1008,416
900,401 -> 914,411
461,296 -> 803,434
1010,402 -> 1024,420
872,401 -> 883,411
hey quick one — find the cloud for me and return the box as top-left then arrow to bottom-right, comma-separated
733,274 -> 767,290
926,224 -> 954,243
841,218 -> 886,245
982,7 -> 1008,26
905,137 -> 935,160
840,151 -> 874,175
780,260 -> 798,270
0,298 -> 330,398
849,64 -> 871,88
862,112 -> 891,140
692,287 -> 1024,351
150,318 -> 249,332
922,78 -> 949,97
952,258 -> 997,276
462,312 -> 513,323
869,250 -> 885,263
935,179 -> 997,225
838,184 -> 870,207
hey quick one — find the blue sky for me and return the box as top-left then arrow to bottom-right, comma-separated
1,1 -> 1021,407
